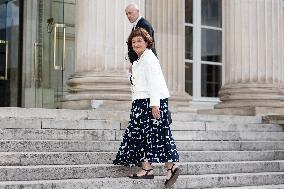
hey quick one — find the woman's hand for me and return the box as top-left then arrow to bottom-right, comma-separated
152,106 -> 160,119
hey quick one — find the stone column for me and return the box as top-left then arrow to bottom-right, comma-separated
145,0 -> 191,108
215,0 -> 284,115
62,0 -> 145,110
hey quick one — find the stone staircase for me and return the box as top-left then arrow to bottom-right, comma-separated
0,107 -> 283,189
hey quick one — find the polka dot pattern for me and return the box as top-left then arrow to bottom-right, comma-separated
113,98 -> 179,166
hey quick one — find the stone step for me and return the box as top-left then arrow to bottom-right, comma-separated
0,172 -> 283,189
0,161 -> 283,181
1,129 -> 284,141
211,184 -> 284,189
120,122 -> 283,132
0,118 -> 122,130
0,107 -> 262,124
1,117 -> 280,132
1,140 -> 284,152
89,111 -> 262,124
0,151 -> 283,166
0,129 -> 117,141
116,130 -> 284,141
203,123 -> 283,132
170,113 -> 262,124
0,107 -> 89,120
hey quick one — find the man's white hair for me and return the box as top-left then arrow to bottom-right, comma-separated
126,3 -> 139,11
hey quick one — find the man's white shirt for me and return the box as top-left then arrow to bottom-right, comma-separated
132,16 -> 142,30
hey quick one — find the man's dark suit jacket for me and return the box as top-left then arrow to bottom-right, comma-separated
128,17 -> 157,64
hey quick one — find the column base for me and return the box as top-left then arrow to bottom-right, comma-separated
201,84 -> 284,116
168,92 -> 192,112
62,97 -> 132,111
62,72 -> 132,110
62,92 -> 192,111
262,115 -> 284,125
62,72 -> 193,111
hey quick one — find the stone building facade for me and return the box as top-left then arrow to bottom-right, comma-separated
0,0 -> 283,115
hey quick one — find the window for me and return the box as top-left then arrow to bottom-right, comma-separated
184,0 -> 193,96
185,0 -> 222,100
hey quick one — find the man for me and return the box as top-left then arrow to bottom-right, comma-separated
125,3 -> 157,64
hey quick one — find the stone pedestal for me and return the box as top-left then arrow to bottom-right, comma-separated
214,0 -> 284,115
62,0 -> 145,110
263,115 -> 284,125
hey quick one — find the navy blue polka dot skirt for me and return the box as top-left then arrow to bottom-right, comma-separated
113,98 -> 179,166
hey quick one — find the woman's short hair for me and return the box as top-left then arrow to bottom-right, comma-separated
127,28 -> 154,49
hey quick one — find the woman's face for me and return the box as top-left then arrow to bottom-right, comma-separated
132,36 -> 147,57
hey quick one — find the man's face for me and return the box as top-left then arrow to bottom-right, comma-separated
125,7 -> 139,23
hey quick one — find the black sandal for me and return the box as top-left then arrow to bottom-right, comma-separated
164,164 -> 180,188
128,168 -> 154,179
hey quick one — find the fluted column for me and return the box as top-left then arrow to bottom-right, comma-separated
62,0 -> 145,109
216,0 -> 284,114
145,0 -> 191,106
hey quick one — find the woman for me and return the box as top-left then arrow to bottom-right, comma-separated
113,28 -> 180,188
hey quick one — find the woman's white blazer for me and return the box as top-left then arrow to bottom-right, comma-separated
131,49 -> 170,107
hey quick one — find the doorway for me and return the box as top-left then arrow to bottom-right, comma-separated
0,0 -> 22,107
22,0 -> 75,108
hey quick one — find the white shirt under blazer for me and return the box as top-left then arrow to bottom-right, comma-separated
131,48 -> 170,107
